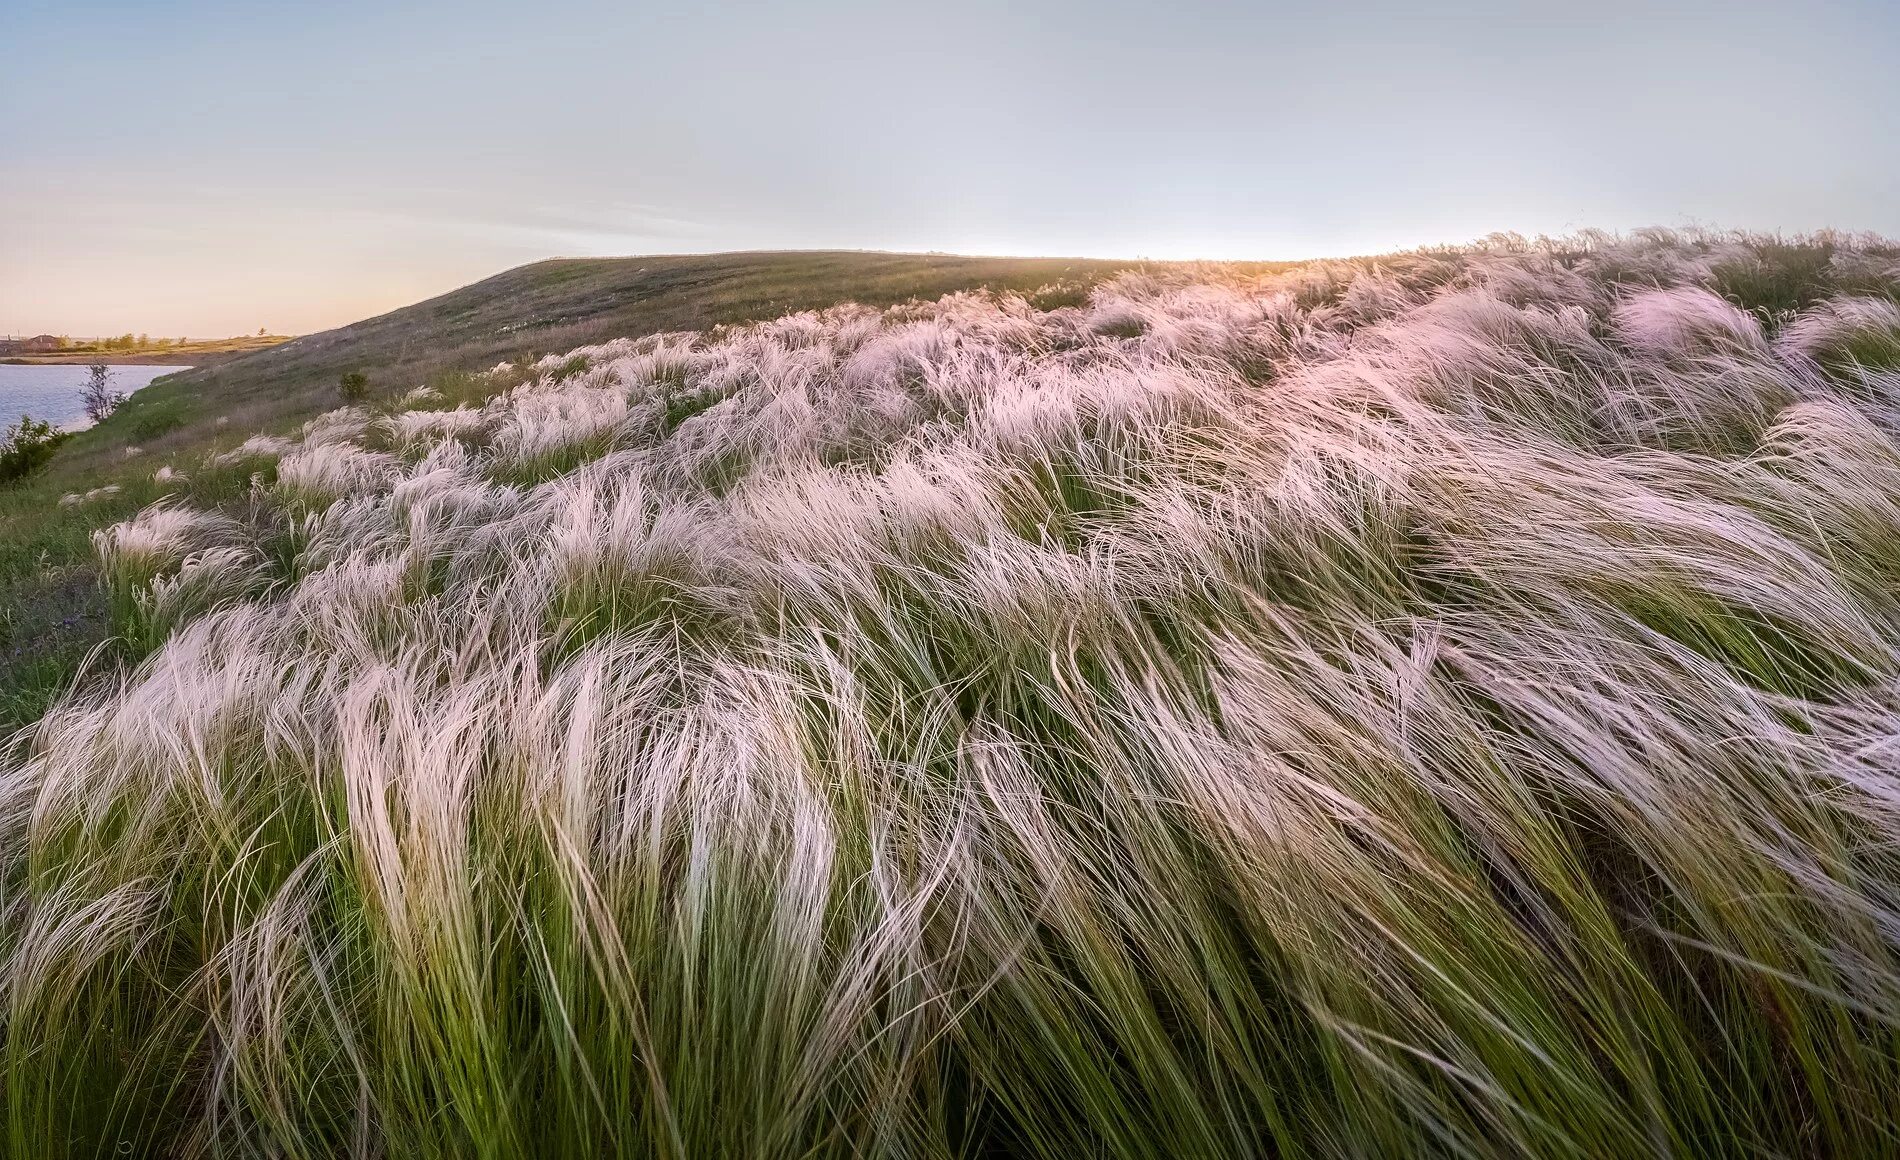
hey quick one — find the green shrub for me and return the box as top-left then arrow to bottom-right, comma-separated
127,404 -> 188,442
0,414 -> 69,485
339,370 -> 371,403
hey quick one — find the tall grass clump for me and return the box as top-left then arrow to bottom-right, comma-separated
8,231 -> 1900,1158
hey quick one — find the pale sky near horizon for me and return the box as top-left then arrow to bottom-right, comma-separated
3,0 -> 1897,337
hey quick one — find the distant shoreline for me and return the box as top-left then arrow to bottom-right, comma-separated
0,333 -> 294,366
0,352 -> 206,366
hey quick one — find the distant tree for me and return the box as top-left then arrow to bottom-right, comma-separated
258,327 -> 267,337
338,370 -> 370,403
81,364 -> 126,423
137,333 -> 150,348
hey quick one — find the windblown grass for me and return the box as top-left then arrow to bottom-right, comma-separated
8,230 -> 1900,1157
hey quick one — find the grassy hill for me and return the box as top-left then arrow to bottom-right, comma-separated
118,251 -> 1197,464
0,251 -> 1278,729
11,230 -> 1900,1156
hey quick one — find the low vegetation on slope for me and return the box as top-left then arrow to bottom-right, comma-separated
0,253 -> 1176,734
7,231 -> 1900,1157
130,252 -> 1171,457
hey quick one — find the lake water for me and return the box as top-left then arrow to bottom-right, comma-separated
0,364 -> 189,430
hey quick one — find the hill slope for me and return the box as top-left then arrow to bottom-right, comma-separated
9,231 -> 1900,1156
130,251 -> 1196,453
0,251 -> 1266,728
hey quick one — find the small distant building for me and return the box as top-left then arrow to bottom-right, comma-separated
0,335 -> 63,354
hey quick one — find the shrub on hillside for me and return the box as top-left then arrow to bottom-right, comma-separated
126,401 -> 188,442
338,369 -> 371,403
0,414 -> 68,484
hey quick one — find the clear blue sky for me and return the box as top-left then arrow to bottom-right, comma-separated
3,0 -> 1896,336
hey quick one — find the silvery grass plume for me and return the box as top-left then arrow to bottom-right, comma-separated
7,232 -> 1900,1158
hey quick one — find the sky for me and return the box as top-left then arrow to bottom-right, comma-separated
3,0 -> 1897,337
